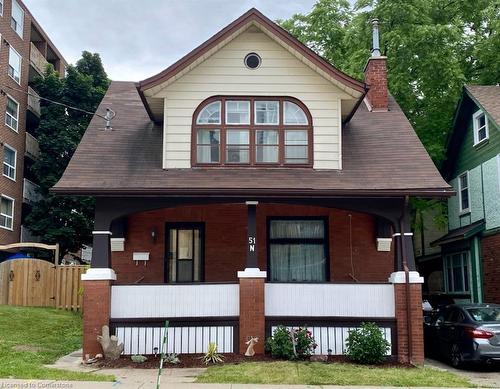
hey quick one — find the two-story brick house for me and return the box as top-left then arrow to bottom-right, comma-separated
53,9 -> 452,364
431,85 -> 500,304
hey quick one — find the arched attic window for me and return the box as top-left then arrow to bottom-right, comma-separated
192,97 -> 312,167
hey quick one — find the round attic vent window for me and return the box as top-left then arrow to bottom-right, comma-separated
244,53 -> 261,69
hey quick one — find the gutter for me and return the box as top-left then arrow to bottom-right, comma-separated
50,186 -> 455,198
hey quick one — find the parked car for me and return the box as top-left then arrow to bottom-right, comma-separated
424,304 -> 500,367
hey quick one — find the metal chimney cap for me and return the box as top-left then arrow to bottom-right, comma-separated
371,18 -> 381,57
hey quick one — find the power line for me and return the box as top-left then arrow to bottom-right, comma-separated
0,83 -> 115,129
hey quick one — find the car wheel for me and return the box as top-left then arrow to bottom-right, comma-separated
449,343 -> 463,368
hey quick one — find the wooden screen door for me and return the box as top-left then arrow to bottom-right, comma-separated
166,223 -> 204,283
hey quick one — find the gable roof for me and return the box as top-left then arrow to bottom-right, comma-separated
52,81 -> 452,198
137,8 -> 367,122
442,85 -> 500,178
465,85 -> 500,127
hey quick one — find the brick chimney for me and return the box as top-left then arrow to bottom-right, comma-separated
364,19 -> 388,111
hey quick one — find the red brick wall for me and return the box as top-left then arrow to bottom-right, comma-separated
364,57 -> 388,110
394,283 -> 424,365
482,233 -> 500,303
111,203 -> 394,284
82,280 -> 111,358
239,277 -> 265,354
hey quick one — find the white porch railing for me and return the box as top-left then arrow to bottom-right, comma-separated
110,284 -> 239,318
265,283 -> 396,355
265,283 -> 395,317
111,284 -> 239,355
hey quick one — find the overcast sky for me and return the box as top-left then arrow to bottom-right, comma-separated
23,0 -> 316,81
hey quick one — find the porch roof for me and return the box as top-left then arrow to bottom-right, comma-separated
430,219 -> 485,247
52,81 -> 453,198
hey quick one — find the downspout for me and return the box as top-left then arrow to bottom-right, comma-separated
399,195 -> 413,365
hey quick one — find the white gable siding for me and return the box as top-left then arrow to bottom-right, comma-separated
159,30 -> 348,170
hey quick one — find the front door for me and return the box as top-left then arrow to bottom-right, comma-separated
165,223 -> 204,283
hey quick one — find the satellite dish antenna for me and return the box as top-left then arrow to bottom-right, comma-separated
104,108 -> 116,130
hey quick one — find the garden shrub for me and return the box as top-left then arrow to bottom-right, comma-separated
345,322 -> 390,364
266,325 -> 317,360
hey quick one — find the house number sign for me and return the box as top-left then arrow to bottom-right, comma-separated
248,237 -> 256,252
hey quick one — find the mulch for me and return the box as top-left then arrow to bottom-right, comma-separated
96,353 -> 408,369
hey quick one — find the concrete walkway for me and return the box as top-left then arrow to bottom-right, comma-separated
38,350 -> 491,389
426,358 -> 500,388
0,381 -> 487,389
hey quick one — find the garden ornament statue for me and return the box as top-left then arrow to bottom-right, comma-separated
245,336 -> 259,356
97,325 -> 124,360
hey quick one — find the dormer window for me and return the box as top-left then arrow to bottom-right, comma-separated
473,110 -> 488,146
193,97 -> 312,167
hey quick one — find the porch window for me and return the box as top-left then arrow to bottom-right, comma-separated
443,252 -> 469,294
268,218 -> 327,282
193,97 -> 312,166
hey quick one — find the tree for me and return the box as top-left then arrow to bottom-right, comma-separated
280,0 -> 500,165
25,51 -> 109,258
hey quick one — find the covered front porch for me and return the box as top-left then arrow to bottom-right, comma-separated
82,196 -> 423,363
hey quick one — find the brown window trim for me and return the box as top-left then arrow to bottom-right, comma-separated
191,96 -> 314,168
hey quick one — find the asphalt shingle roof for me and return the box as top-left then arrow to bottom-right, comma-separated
52,81 -> 452,198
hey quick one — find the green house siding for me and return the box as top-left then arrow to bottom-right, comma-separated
453,110 -> 500,177
483,156 -> 500,230
449,154 -> 500,231
448,97 -> 500,232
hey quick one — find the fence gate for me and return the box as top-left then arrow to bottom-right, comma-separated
0,259 -> 55,307
0,259 -> 86,311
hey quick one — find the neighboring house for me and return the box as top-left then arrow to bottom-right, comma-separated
0,0 -> 66,255
414,202 -> 448,297
431,85 -> 500,304
53,10 -> 452,364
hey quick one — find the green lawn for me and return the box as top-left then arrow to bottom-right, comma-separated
0,305 -> 114,381
196,361 -> 475,387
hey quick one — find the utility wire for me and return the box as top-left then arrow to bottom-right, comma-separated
0,83 -> 115,128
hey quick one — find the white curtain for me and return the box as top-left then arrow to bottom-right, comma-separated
269,220 -> 326,282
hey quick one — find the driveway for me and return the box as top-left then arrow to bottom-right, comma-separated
426,358 -> 500,388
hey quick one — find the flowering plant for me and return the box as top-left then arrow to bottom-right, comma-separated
266,325 -> 317,360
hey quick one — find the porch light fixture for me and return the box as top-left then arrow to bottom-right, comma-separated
377,238 -> 392,252
151,227 -> 157,243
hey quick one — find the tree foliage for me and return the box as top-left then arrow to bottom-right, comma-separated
25,52 -> 109,258
280,0 -> 500,165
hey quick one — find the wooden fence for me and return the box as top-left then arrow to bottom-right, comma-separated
0,259 -> 86,311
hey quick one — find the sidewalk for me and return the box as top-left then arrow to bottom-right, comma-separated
0,381 -> 487,389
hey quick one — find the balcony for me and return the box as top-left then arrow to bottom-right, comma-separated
25,133 -> 40,160
23,178 -> 42,204
27,86 -> 41,117
30,42 -> 49,76
21,225 -> 41,243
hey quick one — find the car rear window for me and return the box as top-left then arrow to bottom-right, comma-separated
467,307 -> 500,322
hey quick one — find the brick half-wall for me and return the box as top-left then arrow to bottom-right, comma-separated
111,203 -> 393,284
482,233 -> 500,303
394,283 -> 424,365
239,277 -> 265,354
82,280 -> 111,358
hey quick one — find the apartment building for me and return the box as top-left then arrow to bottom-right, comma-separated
0,0 -> 66,247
